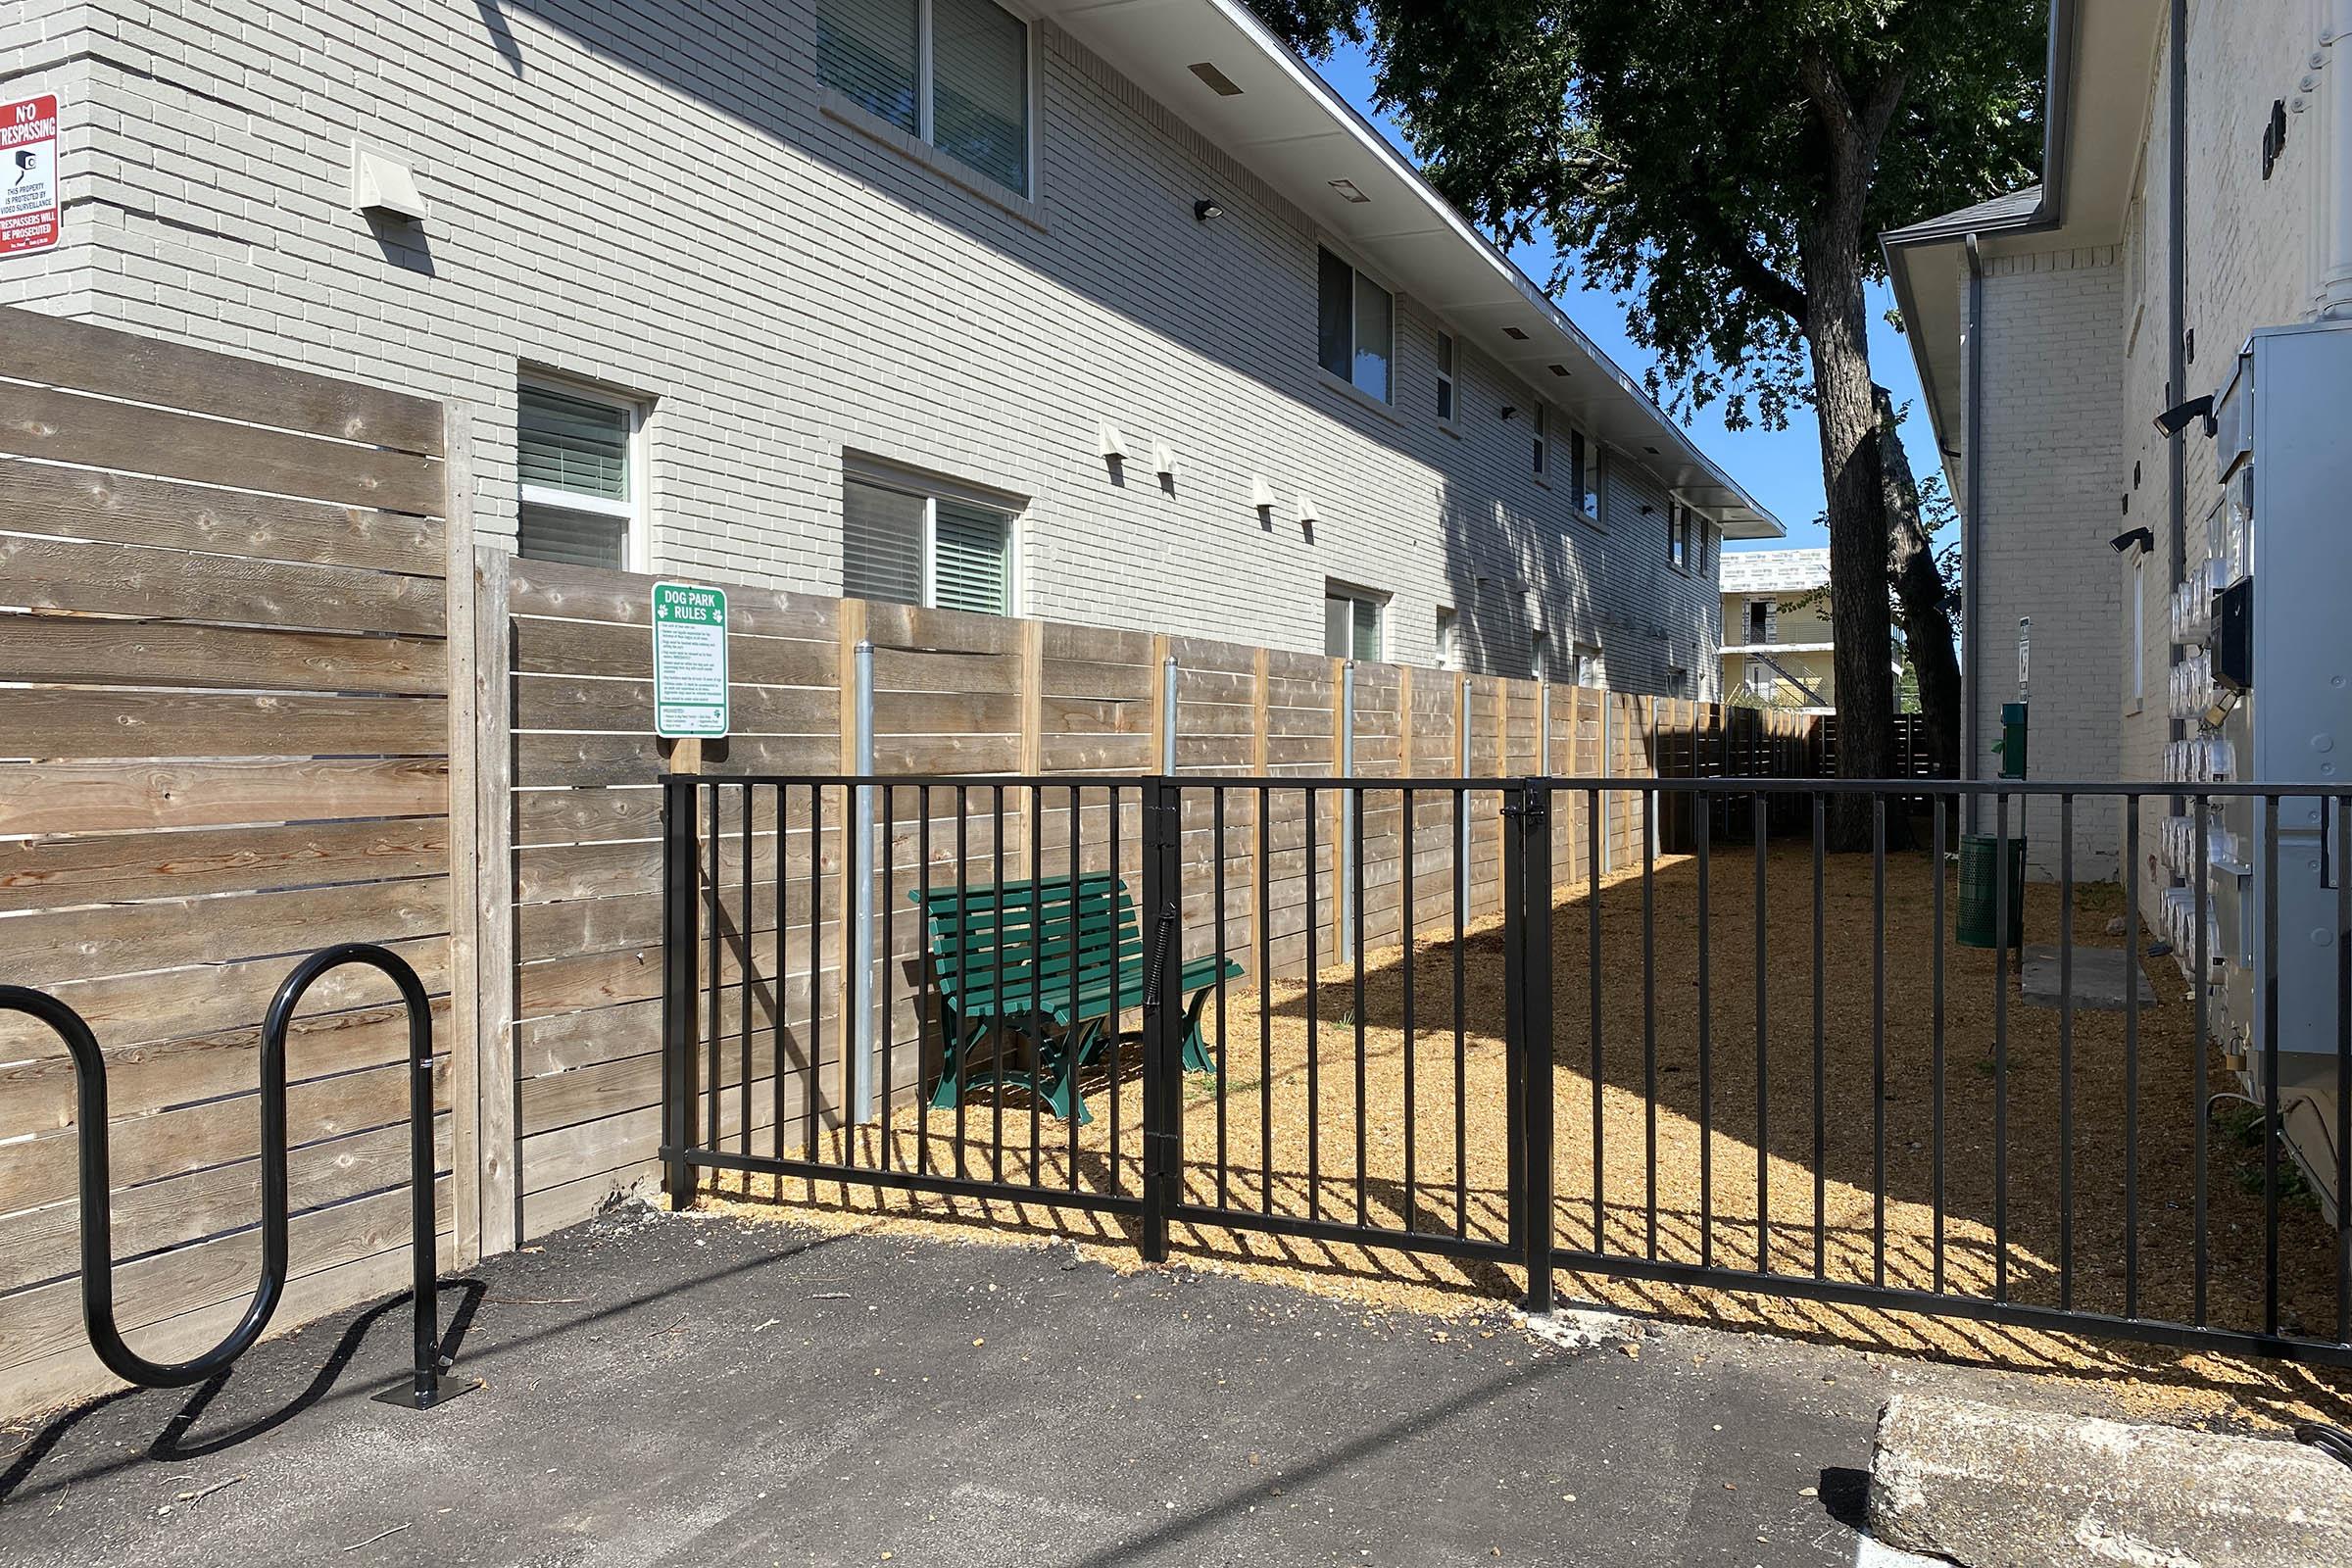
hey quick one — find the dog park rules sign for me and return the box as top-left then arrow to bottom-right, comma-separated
0,93 -> 60,258
652,581 -> 729,739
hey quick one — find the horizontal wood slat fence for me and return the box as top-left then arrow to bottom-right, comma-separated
0,306 -> 1823,1417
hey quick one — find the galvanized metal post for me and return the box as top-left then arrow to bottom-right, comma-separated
853,639 -> 876,1121
1162,654 -> 1179,773
1340,659 -> 1356,955
661,772 -> 700,1208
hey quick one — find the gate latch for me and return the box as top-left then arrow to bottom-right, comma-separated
1144,901 -> 1179,1004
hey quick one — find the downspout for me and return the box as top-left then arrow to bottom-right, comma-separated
2166,0 -> 2188,823
1963,230 -> 1985,835
2319,0 -> 2352,318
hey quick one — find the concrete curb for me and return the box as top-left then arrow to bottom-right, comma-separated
1868,1394 -> 2352,1567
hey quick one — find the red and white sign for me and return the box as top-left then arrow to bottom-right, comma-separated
1,93 -> 61,258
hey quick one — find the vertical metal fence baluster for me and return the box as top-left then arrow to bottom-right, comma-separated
741,784 -> 753,1162
881,783 -> 894,1173
1068,785 -> 1082,1193
1454,786 -> 1468,1238
1030,782 -> 1044,1182
1353,779 -> 1368,1228
1992,791 -> 2010,1302
707,780 -> 720,1157
1402,785 -> 1418,1235
2124,793 -> 2140,1319
1215,785 -> 1229,1213
2263,794 -> 2281,1338
1753,789 -> 1768,1275
2059,795 -> 2075,1309
1872,793 -> 1886,1290
1306,784 -> 1321,1222
1591,785 -> 1605,1256
1643,788 -> 1658,1262
1258,782 -> 1272,1215
1813,790 -> 1826,1281
1697,783 -> 1713,1271
992,785 -> 1007,1184
1931,790 -> 1945,1293
954,784 -> 969,1181
809,783 -> 824,1169
2336,792 -> 2350,1346
918,784 -> 933,1179
2192,791 -> 2208,1324
1110,784 -> 1124,1193
773,784 -> 786,1170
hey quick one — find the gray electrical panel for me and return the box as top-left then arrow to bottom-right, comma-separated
2161,318 -> 2352,1223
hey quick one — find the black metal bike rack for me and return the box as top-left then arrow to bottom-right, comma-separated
0,941 -> 467,1409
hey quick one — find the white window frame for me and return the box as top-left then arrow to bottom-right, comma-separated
844,461 -> 1022,615
1569,428 -> 1602,521
1435,330 -> 1457,427
820,0 -> 1041,202
1531,626 -> 1549,681
1667,503 -> 1690,572
516,374 -> 648,573
1324,581 -> 1387,661
1316,244 -> 1396,406
1570,642 -> 1601,689
1532,404 -> 1549,481
1436,605 -> 1460,670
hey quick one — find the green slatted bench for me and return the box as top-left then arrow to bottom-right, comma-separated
908,872 -> 1241,1123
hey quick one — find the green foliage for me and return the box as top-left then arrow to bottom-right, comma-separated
1254,0 -> 2045,431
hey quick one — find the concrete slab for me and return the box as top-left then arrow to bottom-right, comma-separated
0,1205 -> 1928,1567
1869,1394 -> 2352,1568
2019,943 -> 2158,1011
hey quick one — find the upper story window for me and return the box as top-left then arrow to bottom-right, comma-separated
1532,405 -> 1547,478
1667,503 -> 1690,570
1436,606 -> 1460,669
843,468 -> 1015,615
817,0 -> 1032,197
1435,331 -> 1456,423
1568,430 -> 1601,519
1325,583 -> 1384,660
1531,627 -> 1549,681
516,380 -> 642,570
1746,599 -> 1769,644
1317,247 -> 1394,402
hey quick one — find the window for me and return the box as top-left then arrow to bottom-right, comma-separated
1696,519 -> 1714,576
817,0 -> 1032,197
842,470 -> 1014,614
516,381 -> 641,569
1570,643 -> 1601,689
1568,430 -> 1600,518
1316,247 -> 1394,402
1436,606 -> 1460,669
1747,600 -> 1769,644
1324,586 -> 1383,661
1531,627 -> 1549,681
1532,405 -> 1547,478
1435,331 -> 1455,422
1667,503 -> 1690,570
1669,666 -> 1691,698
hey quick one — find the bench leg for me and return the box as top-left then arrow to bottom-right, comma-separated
928,1012 -> 994,1111
1178,988 -> 1216,1075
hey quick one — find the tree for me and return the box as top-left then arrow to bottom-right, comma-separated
1254,0 -> 2040,842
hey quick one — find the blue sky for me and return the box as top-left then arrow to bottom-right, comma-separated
1312,41 -> 1935,555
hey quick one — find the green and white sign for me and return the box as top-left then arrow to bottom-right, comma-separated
651,581 -> 729,739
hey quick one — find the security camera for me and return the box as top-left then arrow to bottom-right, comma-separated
2111,526 -> 2155,555
2152,395 -> 2214,439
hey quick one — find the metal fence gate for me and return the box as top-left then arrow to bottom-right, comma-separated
660,772 -> 2352,1370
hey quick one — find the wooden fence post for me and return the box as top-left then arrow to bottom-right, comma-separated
442,404 -> 483,1269
472,542 -> 516,1258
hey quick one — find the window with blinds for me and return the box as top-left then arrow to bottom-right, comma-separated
1324,589 -> 1382,661
842,473 -> 1013,616
817,0 -> 1030,196
516,382 -> 637,569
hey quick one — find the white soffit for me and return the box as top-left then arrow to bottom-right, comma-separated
1039,0 -> 1783,537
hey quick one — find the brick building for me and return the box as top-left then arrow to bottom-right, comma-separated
0,0 -> 1779,690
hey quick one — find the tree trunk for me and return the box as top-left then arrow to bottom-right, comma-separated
1876,384 -> 1963,779
1800,231 -> 1899,850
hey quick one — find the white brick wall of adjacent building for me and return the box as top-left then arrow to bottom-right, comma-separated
0,0 -> 1761,692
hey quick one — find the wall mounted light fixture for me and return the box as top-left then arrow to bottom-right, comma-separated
1195,198 -> 1224,221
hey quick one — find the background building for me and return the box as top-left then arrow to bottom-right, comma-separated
1717,549 -> 1838,713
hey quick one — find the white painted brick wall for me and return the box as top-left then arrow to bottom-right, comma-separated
0,0 -> 1730,694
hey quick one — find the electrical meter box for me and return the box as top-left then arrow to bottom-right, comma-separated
2184,318 -> 2352,1223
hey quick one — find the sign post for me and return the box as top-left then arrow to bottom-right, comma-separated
1,93 -> 61,259
653,582 -> 729,745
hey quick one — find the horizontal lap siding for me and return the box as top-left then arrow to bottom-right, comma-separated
0,306 -> 457,1417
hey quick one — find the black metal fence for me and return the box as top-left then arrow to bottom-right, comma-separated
662,772 -> 2352,1369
